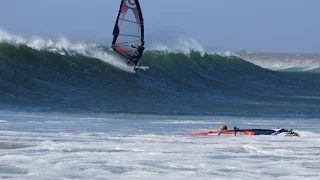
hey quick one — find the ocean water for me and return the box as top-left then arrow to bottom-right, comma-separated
0,111 -> 319,180
1,29 -> 320,179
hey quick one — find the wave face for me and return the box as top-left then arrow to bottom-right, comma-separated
1,30 -> 320,117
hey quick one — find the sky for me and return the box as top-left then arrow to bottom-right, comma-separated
0,0 -> 319,53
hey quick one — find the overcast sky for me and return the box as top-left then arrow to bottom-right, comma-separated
0,0 -> 319,53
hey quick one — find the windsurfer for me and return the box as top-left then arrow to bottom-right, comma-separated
127,42 -> 145,67
202,124 -> 227,134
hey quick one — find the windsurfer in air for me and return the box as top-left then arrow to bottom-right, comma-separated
127,41 -> 145,68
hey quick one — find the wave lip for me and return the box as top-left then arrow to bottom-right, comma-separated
236,50 -> 320,73
0,28 -> 134,73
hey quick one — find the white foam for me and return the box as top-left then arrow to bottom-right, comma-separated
235,51 -> 320,71
255,59 -> 320,71
177,37 -> 205,56
0,28 -> 25,44
0,28 -> 134,73
1,111 -> 320,180
212,50 -> 241,58
151,37 -> 206,56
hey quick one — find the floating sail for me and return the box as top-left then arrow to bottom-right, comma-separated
112,0 -> 144,60
190,128 -> 299,136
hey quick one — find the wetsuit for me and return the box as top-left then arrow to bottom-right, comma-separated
127,45 -> 145,67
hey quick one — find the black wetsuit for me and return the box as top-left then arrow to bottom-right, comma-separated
128,45 -> 145,66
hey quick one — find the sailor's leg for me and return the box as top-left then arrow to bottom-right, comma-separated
136,59 -> 141,67
133,61 -> 138,68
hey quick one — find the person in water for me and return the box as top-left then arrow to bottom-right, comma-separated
205,124 -> 227,134
127,42 -> 145,67
219,124 -> 228,130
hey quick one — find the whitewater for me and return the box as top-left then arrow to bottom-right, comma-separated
1,28 -> 320,179
0,111 -> 320,180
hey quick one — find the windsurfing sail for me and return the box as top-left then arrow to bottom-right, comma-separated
190,127 -> 299,136
112,0 -> 144,61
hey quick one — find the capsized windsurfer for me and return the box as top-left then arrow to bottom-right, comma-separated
191,125 -> 299,136
219,124 -> 228,130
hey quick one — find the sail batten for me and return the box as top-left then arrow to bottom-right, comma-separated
112,0 -> 144,60
118,18 -> 142,24
117,34 -> 141,38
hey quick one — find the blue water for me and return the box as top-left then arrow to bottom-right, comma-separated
1,41 -> 320,117
1,30 -> 320,179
